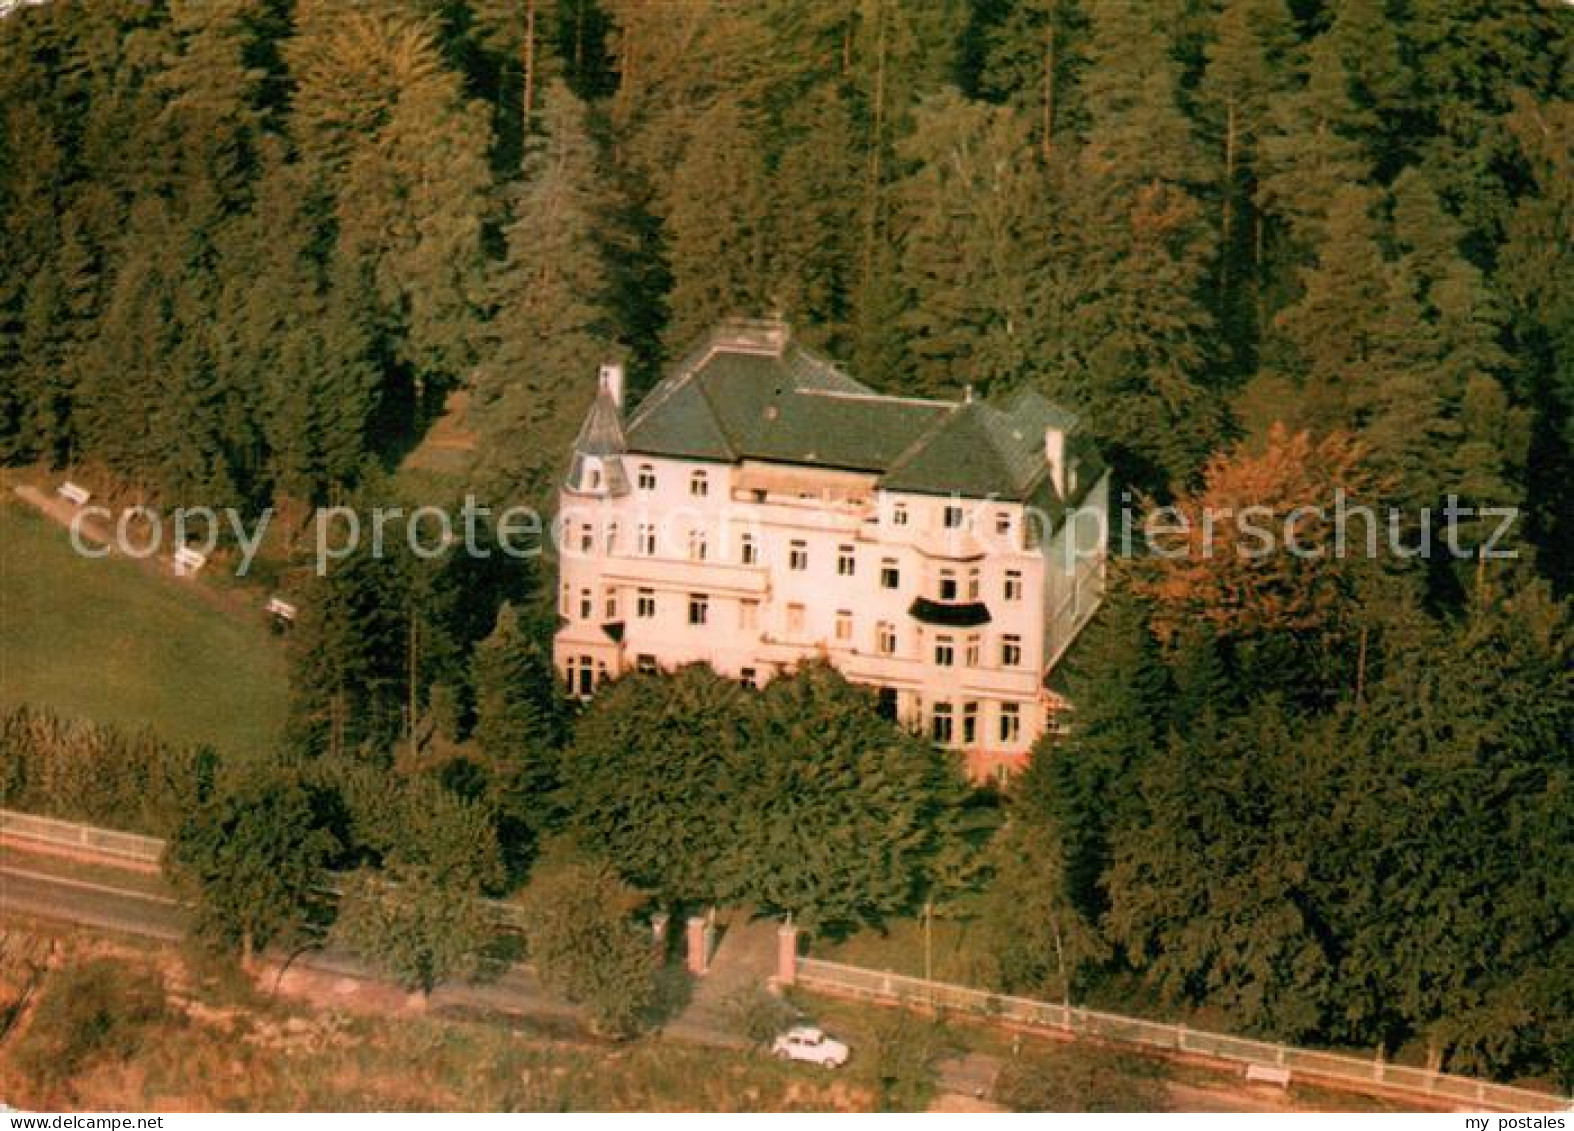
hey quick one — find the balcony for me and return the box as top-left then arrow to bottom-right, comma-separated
598,555 -> 769,596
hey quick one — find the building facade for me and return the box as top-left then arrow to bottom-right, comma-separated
552,320 -> 1109,779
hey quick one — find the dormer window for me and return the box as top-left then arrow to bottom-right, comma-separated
690,470 -> 709,497
589,468 -> 603,490
638,464 -> 655,491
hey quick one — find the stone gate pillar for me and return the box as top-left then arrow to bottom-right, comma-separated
776,918 -> 798,986
686,915 -> 710,975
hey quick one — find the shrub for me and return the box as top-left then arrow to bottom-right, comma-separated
513,853 -> 658,1038
993,1043 -> 1169,1112
0,705 -> 217,835
856,1009 -> 947,1112
725,985 -> 799,1048
15,959 -> 168,1092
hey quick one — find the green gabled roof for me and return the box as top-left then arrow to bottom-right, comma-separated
626,346 -> 950,471
620,322 -> 1099,502
882,400 -> 1037,498
623,373 -> 737,460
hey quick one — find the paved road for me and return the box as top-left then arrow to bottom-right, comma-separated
1,859 -> 186,941
665,910 -> 777,1049
0,848 -> 747,1047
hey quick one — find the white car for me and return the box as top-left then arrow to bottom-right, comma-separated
772,1025 -> 850,1068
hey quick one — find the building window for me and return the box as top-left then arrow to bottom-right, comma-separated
740,667 -> 757,689
943,504 -> 965,529
688,593 -> 709,626
931,702 -> 954,744
588,468 -> 603,490
962,701 -> 979,745
964,634 -> 980,668
637,653 -> 658,674
604,589 -> 618,619
837,545 -> 855,576
880,559 -> 900,589
835,610 -> 852,641
1001,634 -> 1023,667
688,528 -> 707,561
567,655 -> 598,697
789,540 -> 808,570
740,533 -> 757,565
995,511 -> 1012,537
638,523 -> 656,556
636,589 -> 655,618
638,464 -> 655,491
690,470 -> 709,497
934,635 -> 955,667
579,588 -> 592,620
877,621 -> 896,655
579,523 -> 593,553
892,502 -> 909,526
605,522 -> 619,554
1004,570 -> 1023,601
787,603 -> 805,635
999,702 -> 1022,743
939,570 -> 958,601
739,599 -> 758,630
968,567 -> 980,600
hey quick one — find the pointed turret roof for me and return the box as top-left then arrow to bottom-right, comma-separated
572,375 -> 627,457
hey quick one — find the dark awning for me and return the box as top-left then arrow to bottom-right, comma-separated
907,597 -> 992,628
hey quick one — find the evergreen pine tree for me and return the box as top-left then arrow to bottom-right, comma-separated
892,90 -> 1047,397
660,98 -> 773,351
471,602 -> 562,868
473,82 -> 617,502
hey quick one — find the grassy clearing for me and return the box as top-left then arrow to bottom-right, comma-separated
820,917 -> 991,985
0,501 -> 287,759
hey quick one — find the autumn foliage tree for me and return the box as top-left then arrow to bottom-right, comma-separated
1132,425 -> 1389,648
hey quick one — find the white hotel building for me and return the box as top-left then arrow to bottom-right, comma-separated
553,320 -> 1109,779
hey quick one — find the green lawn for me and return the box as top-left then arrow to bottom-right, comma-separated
0,500 -> 287,759
822,917 -> 992,986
